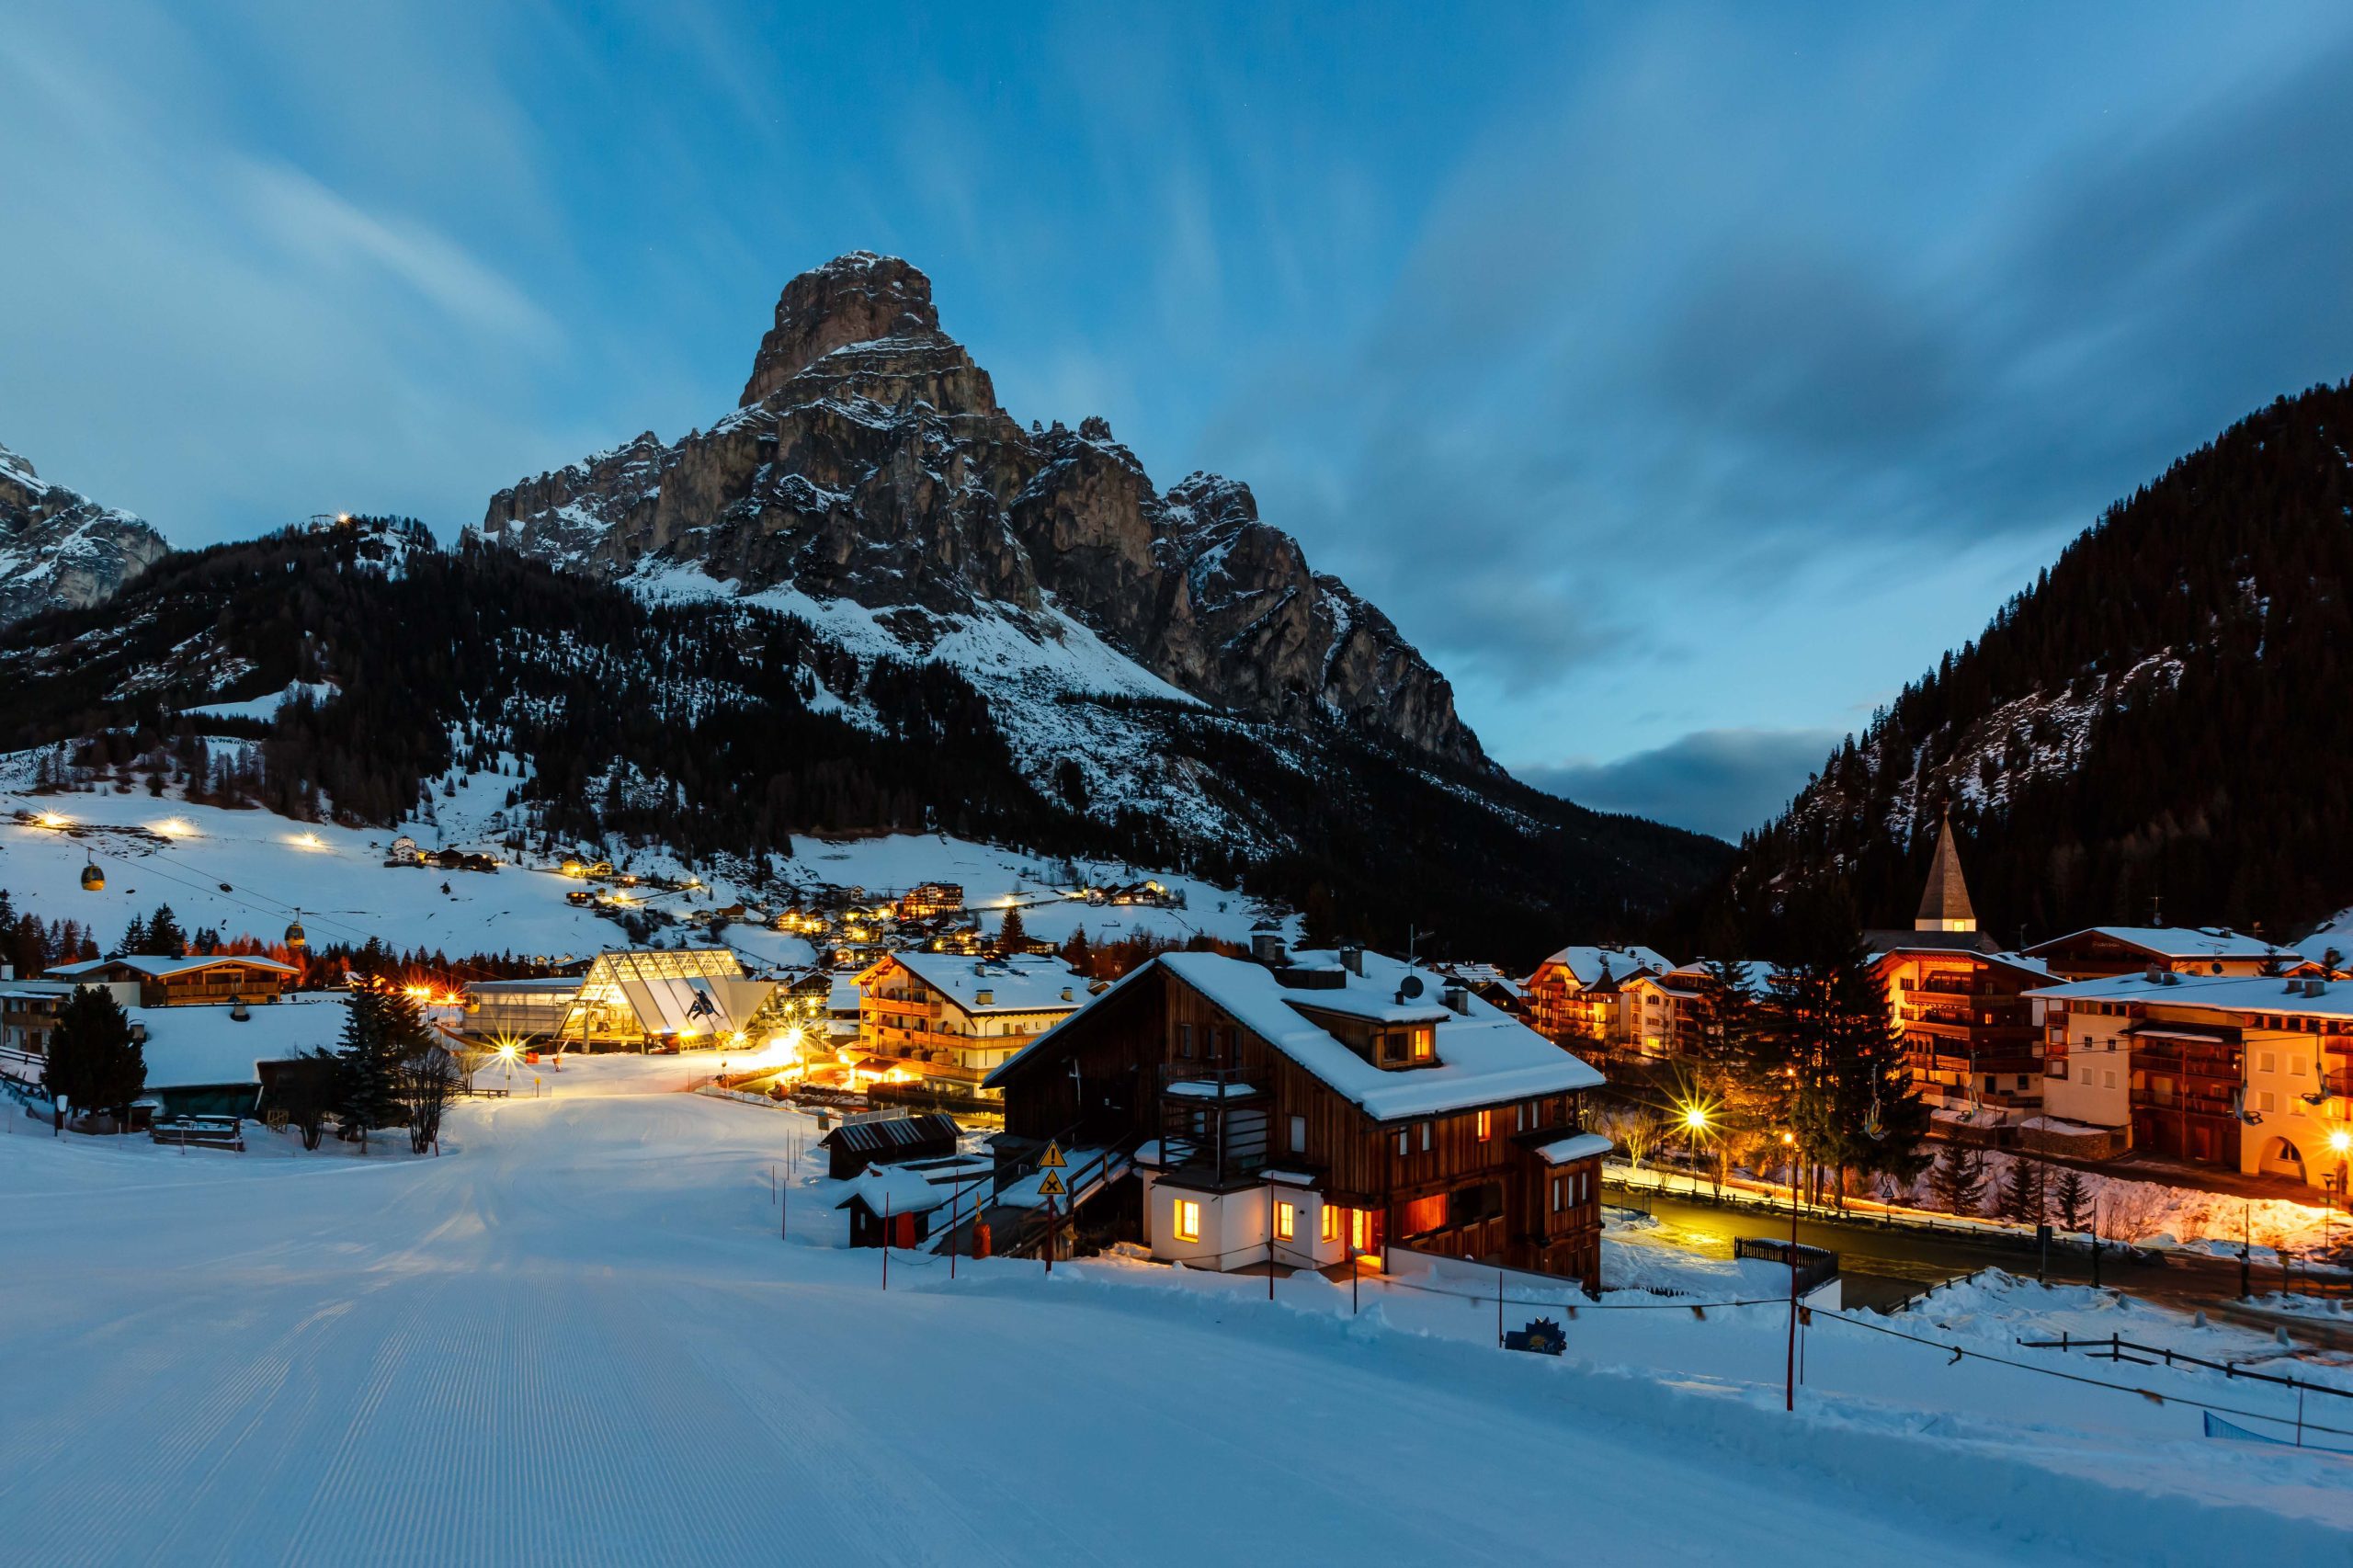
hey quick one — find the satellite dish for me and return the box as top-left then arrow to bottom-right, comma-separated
1398,975 -> 1425,1000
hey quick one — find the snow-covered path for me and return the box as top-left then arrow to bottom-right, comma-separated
0,1085 -> 2336,1565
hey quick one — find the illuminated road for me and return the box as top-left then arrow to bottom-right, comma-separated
1609,1180 -> 2350,1340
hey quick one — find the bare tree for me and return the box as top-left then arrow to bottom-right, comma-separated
398,1043 -> 461,1155
1589,1102 -> 1663,1170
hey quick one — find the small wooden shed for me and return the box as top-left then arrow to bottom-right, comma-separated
819,1111 -> 961,1179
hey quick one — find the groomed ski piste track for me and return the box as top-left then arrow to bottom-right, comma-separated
2,1056 -> 2347,1567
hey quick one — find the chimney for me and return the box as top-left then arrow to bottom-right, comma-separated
1060,986 -> 1074,1003
1339,945 -> 1364,976
1441,983 -> 1472,1016
1251,928 -> 1287,967
974,989 -> 993,1006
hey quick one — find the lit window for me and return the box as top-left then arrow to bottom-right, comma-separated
1320,1207 -> 1340,1243
1275,1203 -> 1295,1241
1410,1028 -> 1433,1061
1476,1109 -> 1493,1142
1172,1199 -> 1200,1243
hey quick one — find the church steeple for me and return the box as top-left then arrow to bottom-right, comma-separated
1915,806 -> 1977,933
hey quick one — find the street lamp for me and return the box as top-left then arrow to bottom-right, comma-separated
2330,1129 -> 2352,1242
1679,1103 -> 1711,1197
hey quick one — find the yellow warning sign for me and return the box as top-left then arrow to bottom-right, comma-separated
1038,1142 -> 1067,1169
1037,1169 -> 1067,1197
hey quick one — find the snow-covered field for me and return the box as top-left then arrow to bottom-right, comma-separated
1,1063 -> 2345,1566
0,772 -> 1285,972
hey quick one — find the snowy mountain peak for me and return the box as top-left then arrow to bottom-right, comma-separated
477,254 -> 1484,767
0,438 -> 170,628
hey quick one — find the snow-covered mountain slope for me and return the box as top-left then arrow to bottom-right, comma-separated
474,252 -> 1481,777
0,440 -> 168,628
0,767 -> 1286,971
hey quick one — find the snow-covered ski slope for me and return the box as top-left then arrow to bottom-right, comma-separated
0,771 -> 1285,971
0,1069 -> 2343,1565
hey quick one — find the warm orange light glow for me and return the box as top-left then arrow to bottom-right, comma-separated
1172,1199 -> 1201,1243
2331,1129 -> 2353,1155
36,812 -> 70,829
1274,1202 -> 1295,1241
153,817 -> 195,838
1682,1106 -> 1710,1132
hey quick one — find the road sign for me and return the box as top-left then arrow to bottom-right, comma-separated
1037,1169 -> 1067,1197
1039,1142 -> 1066,1169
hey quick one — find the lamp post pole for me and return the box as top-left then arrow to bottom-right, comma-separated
1784,1132 -> 1799,1413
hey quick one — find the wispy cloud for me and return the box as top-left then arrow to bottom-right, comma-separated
1518,727 -> 1844,843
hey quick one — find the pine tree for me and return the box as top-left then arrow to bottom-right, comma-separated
1995,1155 -> 2046,1223
1772,885 -> 1930,1201
117,915 -> 150,956
2049,1165 -> 2093,1232
332,989 -> 428,1150
997,904 -> 1029,955
145,903 -> 188,957
43,985 -> 144,1131
1927,1144 -> 1989,1214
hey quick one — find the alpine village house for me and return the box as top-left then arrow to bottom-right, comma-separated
984,937 -> 1610,1285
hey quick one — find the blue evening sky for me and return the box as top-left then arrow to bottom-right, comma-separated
6,4 -> 2351,839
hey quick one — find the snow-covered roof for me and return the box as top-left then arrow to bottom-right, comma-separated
1530,945 -> 1673,989
2024,926 -> 2301,963
1870,948 -> 2054,983
1642,959 -> 1777,998
1017,949 -> 1601,1121
51,954 -> 299,980
1532,1131 -> 1613,1166
870,951 -> 1083,1017
132,996 -> 347,1088
2026,971 -> 2353,1022
835,1165 -> 954,1216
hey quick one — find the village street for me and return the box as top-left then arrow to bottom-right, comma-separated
5,1072 -> 2345,1565
1610,1181 -> 2353,1346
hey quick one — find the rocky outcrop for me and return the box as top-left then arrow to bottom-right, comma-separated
480,254 -> 1483,765
0,441 -> 169,627
739,253 -> 944,407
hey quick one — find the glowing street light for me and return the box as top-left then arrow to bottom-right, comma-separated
1675,1099 -> 1714,1197
153,817 -> 196,838
36,812 -> 70,829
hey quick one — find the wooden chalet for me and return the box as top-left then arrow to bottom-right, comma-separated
45,954 -> 296,1009
984,943 -> 1608,1283
856,951 -> 1084,1101
2022,926 -> 2306,983
1522,945 -> 1671,1048
1872,948 -> 2054,1115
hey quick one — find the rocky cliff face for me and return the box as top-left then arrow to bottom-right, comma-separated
0,441 -> 169,627
479,252 -> 1482,766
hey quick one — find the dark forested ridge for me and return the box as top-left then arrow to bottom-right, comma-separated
0,520 -> 1725,964
1673,379 -> 2353,955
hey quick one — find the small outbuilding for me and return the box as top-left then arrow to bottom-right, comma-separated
837,1166 -> 954,1248
819,1111 -> 961,1179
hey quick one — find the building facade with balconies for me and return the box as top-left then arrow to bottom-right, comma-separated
855,950 -> 1085,1101
985,944 -> 1609,1283
2029,971 -> 2353,1197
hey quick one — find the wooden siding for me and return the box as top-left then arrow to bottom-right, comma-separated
997,963 -> 1606,1281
